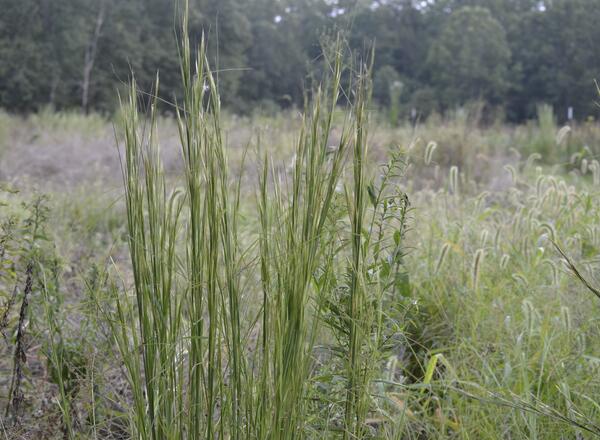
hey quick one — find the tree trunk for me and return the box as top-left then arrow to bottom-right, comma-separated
82,0 -> 106,114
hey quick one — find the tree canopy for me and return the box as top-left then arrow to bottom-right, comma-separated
427,7 -> 511,108
0,0 -> 598,122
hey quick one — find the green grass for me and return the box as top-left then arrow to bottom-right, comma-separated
3,109 -> 600,439
110,12 -> 410,436
400,160 -> 600,437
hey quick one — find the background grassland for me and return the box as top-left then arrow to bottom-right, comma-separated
1,98 -> 600,438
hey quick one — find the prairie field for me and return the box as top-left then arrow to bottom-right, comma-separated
2,95 -> 600,439
2,1 -> 600,437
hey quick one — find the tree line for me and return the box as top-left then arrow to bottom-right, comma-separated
1,0 -> 599,122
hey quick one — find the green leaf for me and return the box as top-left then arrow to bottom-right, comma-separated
367,182 -> 377,207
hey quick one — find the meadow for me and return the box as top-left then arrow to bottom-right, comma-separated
2,44 -> 600,439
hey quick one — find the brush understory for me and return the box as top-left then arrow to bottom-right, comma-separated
3,12 -> 600,440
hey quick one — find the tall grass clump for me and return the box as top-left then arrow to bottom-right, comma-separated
111,3 -> 410,439
256,43 -> 411,437
523,103 -> 558,160
113,16 -> 251,437
116,26 -> 242,438
255,42 -> 353,438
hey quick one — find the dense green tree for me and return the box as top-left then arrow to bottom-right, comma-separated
347,0 -> 429,77
511,0 -> 600,121
427,6 -> 511,109
0,0 -> 599,121
239,0 -> 307,109
0,0 -> 50,111
192,0 -> 252,106
93,0 -> 180,111
40,0 -> 88,108
373,65 -> 402,107
325,1 -> 431,111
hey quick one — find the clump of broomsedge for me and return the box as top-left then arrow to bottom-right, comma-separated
109,1 -> 411,438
